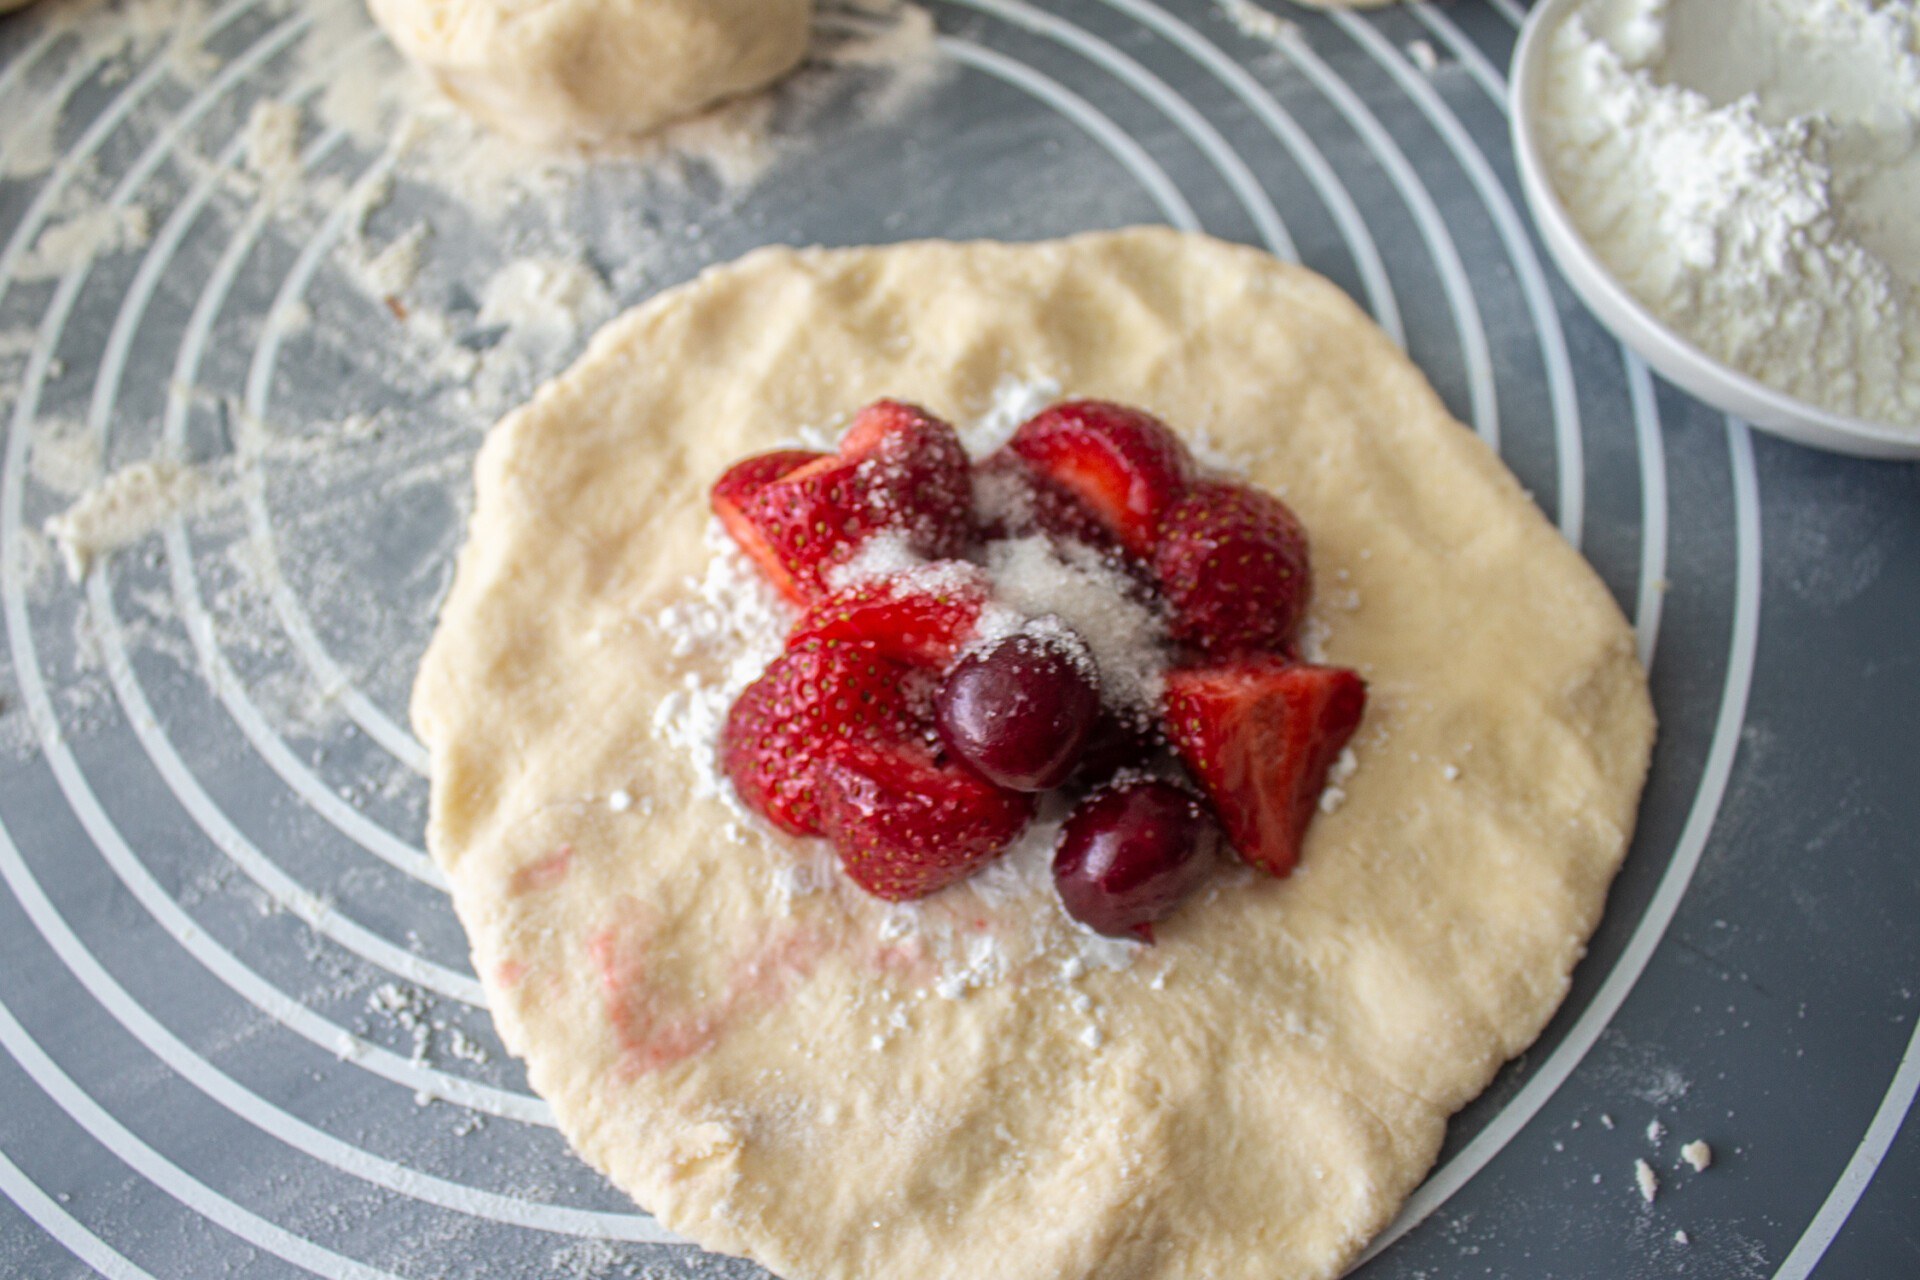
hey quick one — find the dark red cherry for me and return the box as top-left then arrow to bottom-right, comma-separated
1052,780 -> 1222,940
934,630 -> 1100,792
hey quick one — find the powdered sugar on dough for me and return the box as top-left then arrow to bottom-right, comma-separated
412,230 -> 1653,1280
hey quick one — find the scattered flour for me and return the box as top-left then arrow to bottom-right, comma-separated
44,459 -> 202,579
241,99 -> 305,194
1538,0 -> 1920,427
471,256 -> 614,408
13,205 -> 151,281
352,222 -> 430,300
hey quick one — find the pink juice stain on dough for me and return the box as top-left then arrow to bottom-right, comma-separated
589,898 -> 823,1076
511,844 -> 575,895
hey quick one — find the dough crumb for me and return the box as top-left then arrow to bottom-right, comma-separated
242,99 -> 304,193
45,459 -> 202,580
1674,1229 -> 1690,1245
1217,0 -> 1298,45
1681,1139 -> 1713,1171
1601,1112 -> 1616,1130
15,205 -> 151,281
1407,39 -> 1440,75
1635,1157 -> 1659,1204
1647,1118 -> 1666,1145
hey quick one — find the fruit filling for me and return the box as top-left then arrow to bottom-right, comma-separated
711,398 -> 1368,936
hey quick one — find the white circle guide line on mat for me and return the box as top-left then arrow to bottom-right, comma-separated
0,1143 -> 158,1280
1423,14 -> 1913,1267
0,54 -> 96,185
1626,355 -> 1669,668
0,813 -> 678,1242
0,23 -> 61,111
0,0 -> 487,1111
1338,8 -> 1584,548
71,28 -> 443,887
1097,0 -> 1403,344
1413,2 -> 1666,660
938,36 -> 1197,228
952,0 -> 1294,259
1486,0 -> 1530,31
0,989 -> 411,1280
1255,19 -> 1499,447
1318,10 -> 1680,1225
0,0 -> 272,303
1359,420 -> 1763,1264
2,18 -> 479,998
233,117 -> 431,775
1775,1017 -> 1920,1279
89,564 -> 485,1004
0,0 -> 539,1130
144,133 -> 446,880
3,158 -> 535,1117
0,236 -> 552,1124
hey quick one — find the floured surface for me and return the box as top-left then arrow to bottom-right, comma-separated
412,229 -> 1655,1280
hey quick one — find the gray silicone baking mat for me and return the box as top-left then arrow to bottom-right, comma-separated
0,0 -> 1915,1277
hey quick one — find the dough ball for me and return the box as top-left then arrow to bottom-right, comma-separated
367,0 -> 814,146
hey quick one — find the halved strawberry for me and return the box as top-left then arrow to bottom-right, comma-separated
1153,479 -> 1312,660
817,740 -> 1034,901
729,401 -> 974,603
789,563 -> 989,668
711,449 -> 828,603
1163,657 -> 1366,876
973,451 -> 1123,555
720,638 -> 920,836
1006,400 -> 1192,557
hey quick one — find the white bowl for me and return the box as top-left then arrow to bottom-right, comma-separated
1508,0 -> 1920,460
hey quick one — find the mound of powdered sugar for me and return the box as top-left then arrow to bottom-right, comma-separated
1538,0 -> 1920,428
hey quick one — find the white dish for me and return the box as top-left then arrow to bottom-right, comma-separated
1508,0 -> 1920,461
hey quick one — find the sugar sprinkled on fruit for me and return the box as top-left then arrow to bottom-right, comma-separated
703,394 -> 1366,929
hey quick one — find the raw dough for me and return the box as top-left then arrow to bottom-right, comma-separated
366,0 -> 813,146
413,229 -> 1654,1280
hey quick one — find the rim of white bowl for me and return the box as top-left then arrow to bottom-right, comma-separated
1507,0 -> 1920,459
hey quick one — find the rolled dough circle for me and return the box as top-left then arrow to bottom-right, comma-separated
413,228 -> 1654,1280
367,0 -> 813,146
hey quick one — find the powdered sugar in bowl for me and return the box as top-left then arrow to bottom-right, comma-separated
1510,0 -> 1920,460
